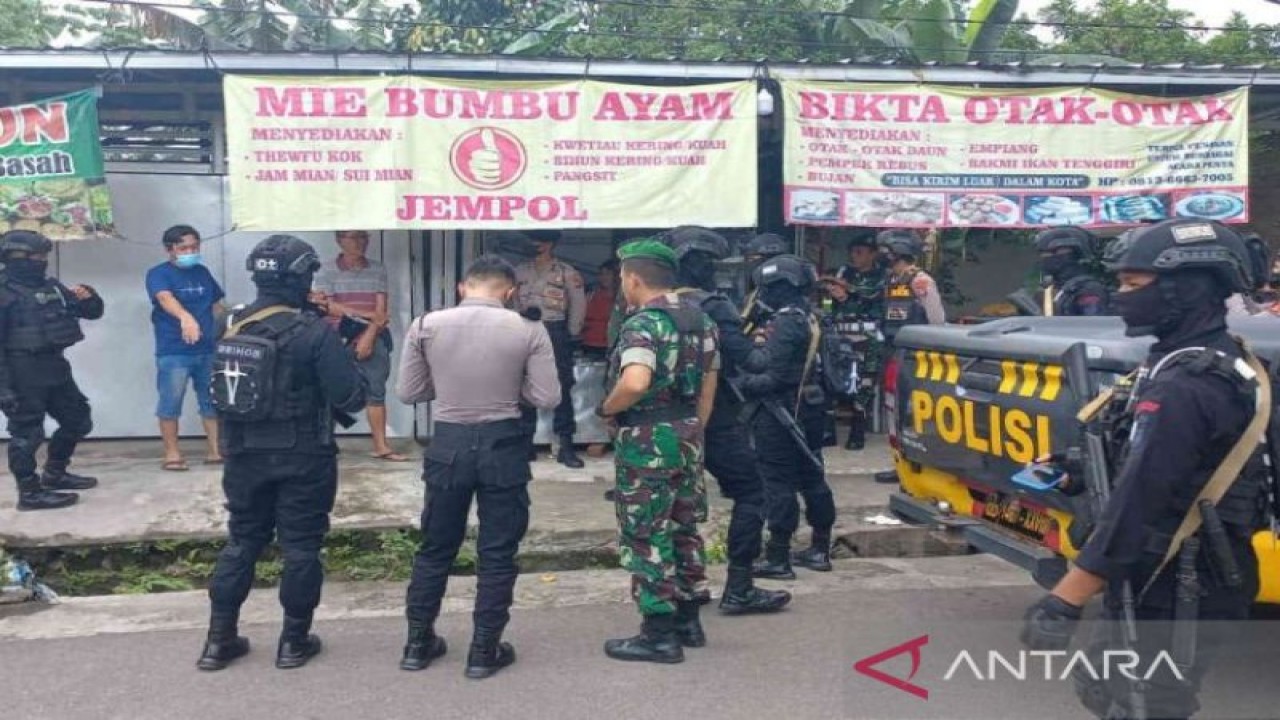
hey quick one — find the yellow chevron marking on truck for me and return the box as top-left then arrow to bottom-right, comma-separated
928,352 -> 945,382
1040,365 -> 1063,402
999,360 -> 1019,394
944,353 -> 961,384
914,350 -> 929,379
1018,362 -> 1040,398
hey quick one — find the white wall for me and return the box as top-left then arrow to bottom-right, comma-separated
42,172 -> 416,440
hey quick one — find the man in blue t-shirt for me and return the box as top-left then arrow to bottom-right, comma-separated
145,225 -> 225,470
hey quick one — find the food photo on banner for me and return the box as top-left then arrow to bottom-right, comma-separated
221,75 -> 758,231
0,88 -> 116,240
780,82 -> 1249,229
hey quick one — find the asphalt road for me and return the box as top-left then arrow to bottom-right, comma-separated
4,581 -> 1279,720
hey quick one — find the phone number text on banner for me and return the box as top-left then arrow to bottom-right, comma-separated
225,76 -> 757,230
781,82 -> 1249,229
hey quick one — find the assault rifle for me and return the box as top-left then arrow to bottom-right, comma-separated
725,376 -> 823,471
1006,290 -> 1043,317
1062,341 -> 1147,720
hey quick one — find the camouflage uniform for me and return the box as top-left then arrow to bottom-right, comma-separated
608,292 -> 719,617
832,263 -> 888,416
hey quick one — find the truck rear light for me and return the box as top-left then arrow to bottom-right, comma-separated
883,353 -> 900,450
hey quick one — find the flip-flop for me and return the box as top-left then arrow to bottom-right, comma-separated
203,458 -> 224,465
162,460 -> 189,472
371,451 -> 411,462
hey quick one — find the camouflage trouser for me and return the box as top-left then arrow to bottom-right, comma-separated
851,337 -> 884,414
614,464 -> 708,616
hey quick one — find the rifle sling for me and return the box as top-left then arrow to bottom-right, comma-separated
225,305 -> 299,338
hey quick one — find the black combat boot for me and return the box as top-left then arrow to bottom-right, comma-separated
15,475 -> 77,511
752,543 -> 796,580
557,434 -> 584,469
690,588 -> 712,606
822,411 -> 838,448
42,461 -> 98,491
793,535 -> 834,572
719,566 -> 792,615
400,622 -> 447,671
604,614 -> 684,664
465,630 -> 516,680
845,413 -> 866,451
673,600 -> 706,648
276,616 -> 322,669
196,612 -> 250,672
874,470 -> 899,484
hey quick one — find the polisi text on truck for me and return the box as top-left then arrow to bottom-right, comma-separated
910,390 -> 1051,464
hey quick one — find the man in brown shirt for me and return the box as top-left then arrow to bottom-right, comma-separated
395,255 -> 559,681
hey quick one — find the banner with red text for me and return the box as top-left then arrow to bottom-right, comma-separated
224,76 -> 757,230
781,82 -> 1249,229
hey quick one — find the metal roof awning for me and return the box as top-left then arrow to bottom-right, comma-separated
0,49 -> 1277,87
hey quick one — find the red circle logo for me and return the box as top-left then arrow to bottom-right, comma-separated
449,127 -> 527,191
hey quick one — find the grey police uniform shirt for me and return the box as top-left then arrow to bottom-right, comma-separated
515,258 -> 586,335
396,297 -> 561,423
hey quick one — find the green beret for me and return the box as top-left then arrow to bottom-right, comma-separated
616,239 -> 677,269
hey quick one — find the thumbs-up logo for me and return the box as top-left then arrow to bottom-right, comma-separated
450,127 -> 527,190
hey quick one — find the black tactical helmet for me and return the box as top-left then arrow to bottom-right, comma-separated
664,225 -> 729,260
0,230 -> 53,256
526,230 -> 561,244
1104,218 -> 1252,293
877,229 -> 924,259
1035,227 -> 1094,256
247,234 -> 322,283
745,232 -> 789,258
847,231 -> 878,251
1240,231 -> 1271,292
752,254 -> 817,289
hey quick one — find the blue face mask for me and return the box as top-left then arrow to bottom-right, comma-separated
174,253 -> 202,269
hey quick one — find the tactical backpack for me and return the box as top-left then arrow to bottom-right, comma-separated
808,313 -> 860,399
211,306 -> 302,422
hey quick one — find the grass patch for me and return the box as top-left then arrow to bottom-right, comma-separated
13,529 -> 626,597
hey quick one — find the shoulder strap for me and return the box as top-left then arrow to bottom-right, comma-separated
225,305 -> 299,338
796,313 -> 822,415
1139,340 -> 1272,599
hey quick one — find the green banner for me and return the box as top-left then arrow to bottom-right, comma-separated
0,89 -> 114,240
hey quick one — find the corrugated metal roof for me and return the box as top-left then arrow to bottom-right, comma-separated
0,49 -> 1277,87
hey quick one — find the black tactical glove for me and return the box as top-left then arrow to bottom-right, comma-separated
519,306 -> 543,322
0,388 -> 18,415
1020,594 -> 1083,651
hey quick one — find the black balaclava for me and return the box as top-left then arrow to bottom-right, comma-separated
1040,251 -> 1085,285
254,271 -> 315,308
758,282 -> 806,313
677,250 -> 717,291
1114,269 -> 1228,346
5,256 -> 48,285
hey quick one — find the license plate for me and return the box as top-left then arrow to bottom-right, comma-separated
980,491 -> 1053,541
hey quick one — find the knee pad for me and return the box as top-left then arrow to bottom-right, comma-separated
281,545 -> 322,566
66,415 -> 93,438
9,426 -> 45,453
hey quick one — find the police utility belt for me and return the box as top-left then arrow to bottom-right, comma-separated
616,404 -> 698,427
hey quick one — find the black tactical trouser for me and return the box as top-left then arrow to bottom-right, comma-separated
405,420 -> 531,635
749,400 -> 836,550
6,373 -> 93,482
1074,538 -> 1258,720
208,453 -> 338,620
519,320 -> 578,444
703,408 -> 767,570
